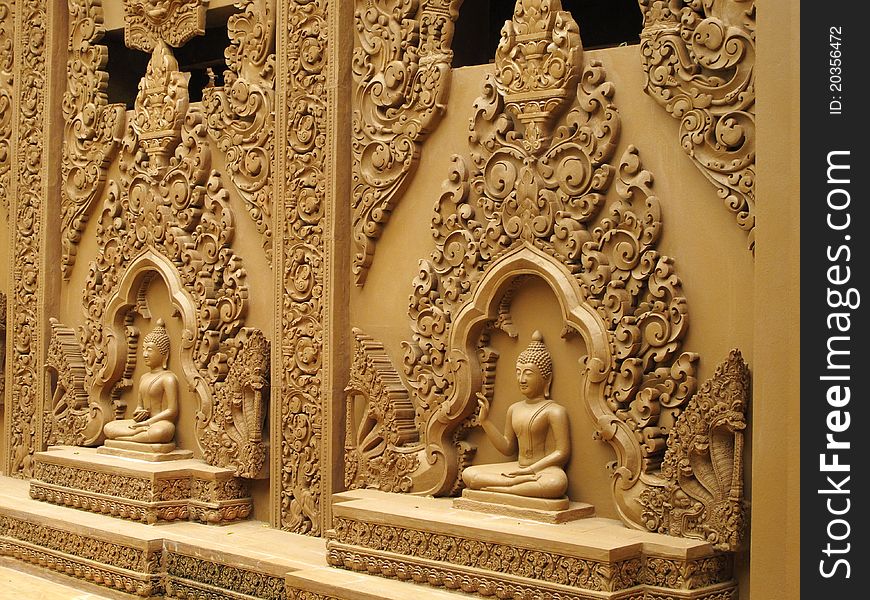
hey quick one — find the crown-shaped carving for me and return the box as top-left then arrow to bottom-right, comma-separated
131,40 -> 189,170
124,0 -> 207,52
494,0 -> 583,153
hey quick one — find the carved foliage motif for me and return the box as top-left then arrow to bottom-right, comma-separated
351,0 -> 461,284
45,318 -> 90,446
344,328 -> 419,493
639,350 -> 749,552
6,0 -> 48,477
60,0 -> 125,279
124,0 -> 207,52
277,0 -> 329,535
165,552 -> 287,600
639,0 -> 756,247
0,0 -> 12,210
204,0 -> 276,261
403,0 -> 697,511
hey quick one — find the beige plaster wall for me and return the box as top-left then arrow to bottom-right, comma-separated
351,44 -> 755,525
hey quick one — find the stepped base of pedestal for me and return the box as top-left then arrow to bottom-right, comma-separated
453,489 -> 595,523
327,489 -> 738,600
98,440 -> 195,462
30,446 -> 252,525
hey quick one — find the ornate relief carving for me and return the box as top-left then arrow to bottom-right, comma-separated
275,0 -> 330,536
45,319 -> 90,446
72,38 -> 265,481
351,0 -> 461,284
327,515 -> 735,598
165,552 -> 287,600
204,0 -> 276,261
201,327 -> 270,478
402,0 -> 697,533
639,350 -> 749,552
0,291 -> 5,403
344,328 -> 419,493
329,517 -> 643,593
6,0 -> 48,478
0,514 -> 162,597
61,0 -> 125,279
124,0 -> 208,52
131,39 -> 189,169
0,0 -> 12,211
639,0 -> 756,247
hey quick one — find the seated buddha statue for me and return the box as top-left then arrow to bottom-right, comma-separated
103,319 -> 179,444
462,331 -> 570,499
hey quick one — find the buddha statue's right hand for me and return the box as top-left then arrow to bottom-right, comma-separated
475,392 -> 490,423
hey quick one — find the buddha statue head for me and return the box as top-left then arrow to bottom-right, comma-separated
515,330 -> 553,400
142,318 -> 171,369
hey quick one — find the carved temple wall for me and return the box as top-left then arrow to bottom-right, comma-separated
0,1 -> 799,598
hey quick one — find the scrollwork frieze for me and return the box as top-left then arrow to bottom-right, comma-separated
0,0 -> 13,211
204,0 -> 276,261
61,0 -> 125,279
351,0 -> 461,284
165,552 -> 287,600
639,0 -> 756,248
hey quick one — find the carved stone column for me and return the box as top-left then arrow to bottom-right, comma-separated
3,0 -> 64,477
273,0 -> 351,535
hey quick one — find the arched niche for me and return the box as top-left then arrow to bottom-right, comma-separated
83,250 -> 204,447
412,243 -> 662,525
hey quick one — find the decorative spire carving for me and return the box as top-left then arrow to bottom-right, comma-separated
131,40 -> 189,171
639,0 -> 756,248
494,0 -> 583,153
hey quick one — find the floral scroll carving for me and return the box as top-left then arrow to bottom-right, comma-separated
344,328 -> 420,493
124,0 -> 208,52
0,0 -> 12,212
639,0 -> 756,248
6,0 -> 49,477
351,0 -> 461,285
275,0 -> 330,536
401,0 -> 698,532
204,0 -> 276,261
640,349 -> 749,552
45,318 -> 90,446
61,0 -> 126,279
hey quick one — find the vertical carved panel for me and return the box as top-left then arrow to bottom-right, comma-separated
639,0 -> 755,248
351,0 -> 461,285
0,0 -> 12,211
5,0 -> 48,477
61,0 -> 125,279
274,0 -> 329,535
0,292 -> 6,404
204,0 -> 276,261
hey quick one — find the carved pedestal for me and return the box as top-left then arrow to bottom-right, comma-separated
29,447 -> 252,525
453,489 -> 594,524
327,490 -> 737,600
